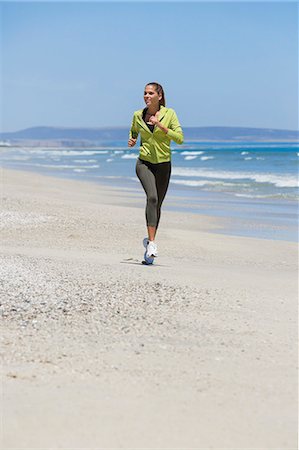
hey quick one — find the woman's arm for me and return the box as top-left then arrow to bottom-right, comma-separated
128,113 -> 138,147
165,110 -> 184,145
150,110 -> 184,145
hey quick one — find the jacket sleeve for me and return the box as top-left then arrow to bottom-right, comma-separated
129,113 -> 139,139
166,110 -> 184,145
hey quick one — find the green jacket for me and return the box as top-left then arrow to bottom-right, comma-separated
129,105 -> 184,164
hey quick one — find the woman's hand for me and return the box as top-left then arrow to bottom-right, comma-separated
149,112 -> 169,134
128,138 -> 137,147
148,112 -> 160,125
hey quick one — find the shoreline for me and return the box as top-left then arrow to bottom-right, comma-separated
1,167 -> 298,448
2,165 -> 298,242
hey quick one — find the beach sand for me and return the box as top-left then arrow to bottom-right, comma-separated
1,168 -> 298,449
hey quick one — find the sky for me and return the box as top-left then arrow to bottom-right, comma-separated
1,1 -> 298,132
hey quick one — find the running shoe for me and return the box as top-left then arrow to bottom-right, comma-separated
146,240 -> 158,258
143,237 -> 149,248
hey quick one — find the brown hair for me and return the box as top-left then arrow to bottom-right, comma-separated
145,82 -> 166,107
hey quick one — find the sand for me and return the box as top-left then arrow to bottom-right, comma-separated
0,167 -> 298,449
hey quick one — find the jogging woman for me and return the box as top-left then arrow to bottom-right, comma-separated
128,82 -> 184,259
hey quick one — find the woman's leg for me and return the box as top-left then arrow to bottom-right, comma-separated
136,159 -> 158,239
155,162 -> 171,235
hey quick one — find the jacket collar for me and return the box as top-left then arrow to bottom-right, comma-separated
137,105 -> 167,131
157,105 -> 167,122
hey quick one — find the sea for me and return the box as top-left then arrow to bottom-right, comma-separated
1,141 -> 298,242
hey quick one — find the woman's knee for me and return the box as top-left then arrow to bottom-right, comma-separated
147,194 -> 158,206
147,195 -> 158,208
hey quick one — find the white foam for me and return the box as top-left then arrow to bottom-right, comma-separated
22,149 -> 108,156
0,156 -> 30,161
73,159 -> 97,163
95,175 -> 123,179
235,193 -> 269,199
200,156 -> 214,161
121,154 -> 138,159
184,156 -> 198,161
244,157 -> 252,160
241,151 -> 249,155
73,169 -> 86,173
106,158 -> 114,162
181,146 -> 210,150
253,174 -> 299,188
171,179 -> 237,187
21,163 -> 100,169
171,167 -> 299,188
181,151 -> 204,156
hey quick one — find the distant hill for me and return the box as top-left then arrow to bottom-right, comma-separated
0,126 -> 298,146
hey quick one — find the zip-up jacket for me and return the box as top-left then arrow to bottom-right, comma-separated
129,105 -> 184,164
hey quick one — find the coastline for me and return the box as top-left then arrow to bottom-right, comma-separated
2,161 -> 298,242
1,167 -> 298,448
1,138 -> 298,149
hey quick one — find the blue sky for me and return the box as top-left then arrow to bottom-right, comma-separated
1,1 -> 298,132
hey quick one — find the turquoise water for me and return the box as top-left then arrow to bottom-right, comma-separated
1,141 -> 298,241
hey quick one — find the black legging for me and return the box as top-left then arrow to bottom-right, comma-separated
136,158 -> 171,228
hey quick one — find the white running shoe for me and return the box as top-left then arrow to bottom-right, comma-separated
146,240 -> 158,258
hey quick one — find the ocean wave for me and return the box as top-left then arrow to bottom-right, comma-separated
241,152 -> 249,155
244,157 -> 252,160
95,175 -> 123,179
253,174 -> 299,188
73,169 -> 86,173
121,154 -> 138,159
171,167 -> 299,188
171,179 -> 239,187
21,150 -> 108,156
106,158 -> 114,162
184,156 -> 198,161
0,156 -> 31,161
200,156 -> 214,161
234,193 -> 298,200
20,163 -> 100,169
180,146 -> 209,150
234,193 -> 276,199
181,151 -> 204,156
73,159 -> 97,163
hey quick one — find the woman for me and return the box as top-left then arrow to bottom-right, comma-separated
128,82 -> 184,260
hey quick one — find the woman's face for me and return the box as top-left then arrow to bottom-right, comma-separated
144,85 -> 161,108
